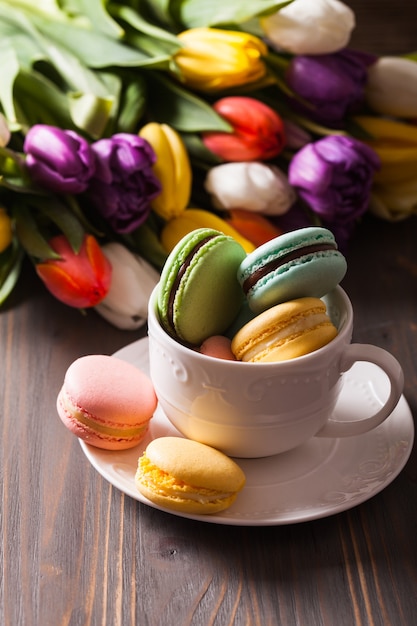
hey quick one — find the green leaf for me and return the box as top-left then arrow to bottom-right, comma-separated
27,196 -> 85,252
171,0 -> 293,28
0,2 -> 124,131
115,73 -> 147,134
130,0 -> 179,32
0,146 -> 26,173
13,204 -> 60,259
36,37 -> 119,97
0,3 -> 47,64
145,72 -> 232,132
32,16 -> 162,68
13,70 -> 77,131
13,68 -> 121,137
288,112 -> 348,138
0,5 -> 83,129
0,4 -> 49,123
122,31 -> 177,66
0,239 -> 24,306
0,0 -> 67,20
264,52 -> 294,98
110,4 -> 180,50
59,0 -> 125,38
181,133 -> 223,167
68,92 -> 116,138
63,194 -> 105,238
128,220 -> 167,270
0,47 -> 20,123
0,175 -> 36,193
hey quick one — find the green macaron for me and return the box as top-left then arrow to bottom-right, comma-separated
157,228 -> 246,346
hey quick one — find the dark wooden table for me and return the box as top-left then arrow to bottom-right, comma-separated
1,3 -> 416,624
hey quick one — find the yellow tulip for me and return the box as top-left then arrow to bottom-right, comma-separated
139,122 -> 192,220
0,208 -> 12,253
370,180 -> 417,221
160,208 -> 255,254
174,28 -> 268,92
354,115 -> 417,184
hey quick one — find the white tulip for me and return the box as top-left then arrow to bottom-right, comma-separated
365,57 -> 417,118
260,0 -> 355,55
204,162 -> 296,215
95,242 -> 160,330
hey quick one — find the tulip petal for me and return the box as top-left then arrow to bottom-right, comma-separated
289,135 -> 380,223
36,234 -> 112,308
175,28 -> 267,92
23,125 -> 96,194
260,0 -> 355,55
36,263 -> 100,308
84,235 -> 112,292
88,134 -> 161,233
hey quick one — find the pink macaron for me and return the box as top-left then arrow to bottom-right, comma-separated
199,335 -> 237,361
57,354 -> 157,450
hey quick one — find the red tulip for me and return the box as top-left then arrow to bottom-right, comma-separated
36,234 -> 112,308
202,96 -> 286,161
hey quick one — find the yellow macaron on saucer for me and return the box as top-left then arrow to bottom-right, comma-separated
78,336 -> 414,526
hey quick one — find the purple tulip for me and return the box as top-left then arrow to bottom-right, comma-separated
87,134 -> 162,234
288,135 -> 380,223
286,50 -> 376,126
23,125 -> 96,193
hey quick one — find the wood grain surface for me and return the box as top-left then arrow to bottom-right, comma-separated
1,3 -> 417,625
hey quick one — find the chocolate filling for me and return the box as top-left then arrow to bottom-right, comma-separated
242,242 -> 336,294
168,235 -> 215,328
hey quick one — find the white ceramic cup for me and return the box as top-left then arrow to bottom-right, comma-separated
147,285 -> 404,458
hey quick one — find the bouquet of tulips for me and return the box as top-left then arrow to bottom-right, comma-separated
0,0 -> 416,328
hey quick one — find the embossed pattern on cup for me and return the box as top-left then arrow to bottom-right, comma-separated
148,286 -> 404,458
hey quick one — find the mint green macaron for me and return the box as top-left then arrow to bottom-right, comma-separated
158,228 -> 246,346
237,227 -> 347,314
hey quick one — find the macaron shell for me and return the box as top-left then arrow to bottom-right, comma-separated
57,354 -> 157,450
246,323 -> 337,362
57,389 -> 150,450
231,297 -> 338,362
238,227 -> 347,313
135,480 -> 238,515
158,227 -> 216,336
199,336 -> 237,360
158,228 -> 246,345
250,256 -> 347,314
135,437 -> 246,514
143,437 -> 246,492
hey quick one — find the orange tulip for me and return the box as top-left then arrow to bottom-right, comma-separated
36,234 -> 112,308
224,209 -> 283,247
0,208 -> 13,253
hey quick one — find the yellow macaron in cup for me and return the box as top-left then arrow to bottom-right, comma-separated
231,297 -> 338,363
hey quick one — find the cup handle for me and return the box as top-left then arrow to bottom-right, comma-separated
316,343 -> 404,438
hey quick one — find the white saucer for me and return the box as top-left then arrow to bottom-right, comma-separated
80,337 -> 414,526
